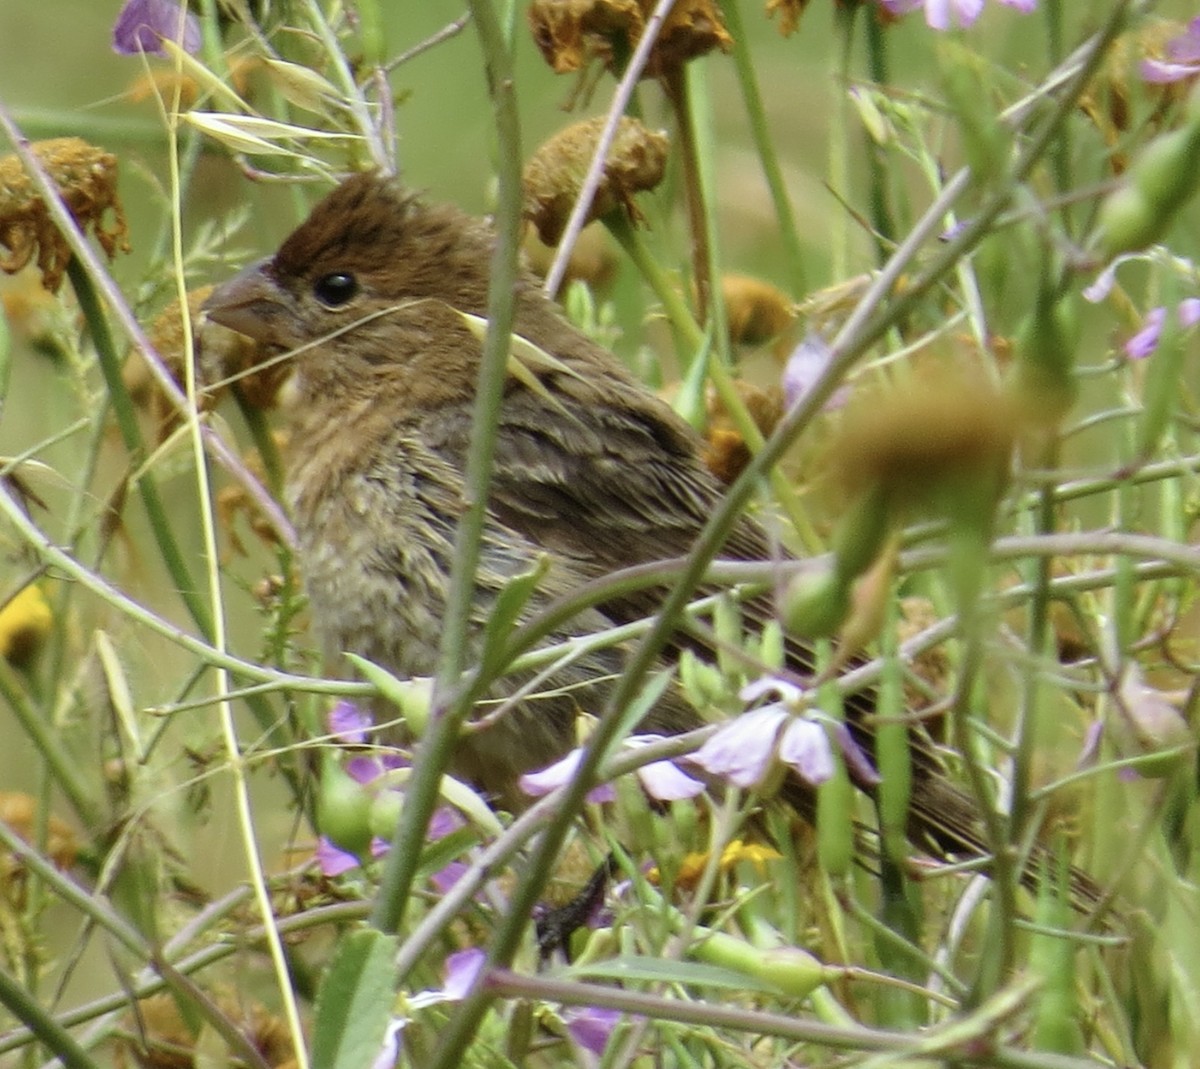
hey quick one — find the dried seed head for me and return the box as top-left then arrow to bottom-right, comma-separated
0,137 -> 130,292
721,274 -> 795,348
702,378 -> 783,484
1082,19 -> 1196,165
125,285 -> 284,437
117,992 -> 294,1069
527,0 -> 732,79
827,373 -> 1017,512
765,0 -> 809,37
0,791 -> 76,898
523,115 -> 668,245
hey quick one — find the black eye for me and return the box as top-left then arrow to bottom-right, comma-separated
313,271 -> 359,308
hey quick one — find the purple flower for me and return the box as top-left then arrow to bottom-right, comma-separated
329,700 -> 372,743
316,708 -> 467,884
316,835 -> 388,877
442,948 -> 486,1000
1124,299 -> 1200,360
369,948 -> 486,1068
691,679 -> 835,790
519,749 -> 617,803
781,333 -> 849,412
564,1006 -> 623,1055
1141,18 -> 1200,83
519,738 -> 705,803
879,0 -> 1034,31
112,0 -> 201,56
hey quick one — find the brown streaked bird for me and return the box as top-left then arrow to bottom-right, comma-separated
202,173 -> 1081,892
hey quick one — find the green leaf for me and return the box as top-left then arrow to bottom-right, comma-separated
478,556 -> 550,677
311,929 -> 398,1069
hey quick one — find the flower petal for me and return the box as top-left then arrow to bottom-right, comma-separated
519,748 -> 615,803
739,677 -> 804,706
329,700 -> 371,743
1140,58 -> 1200,83
112,0 -> 201,56
1125,306 -> 1167,360
316,837 -> 360,877
565,1006 -> 623,1055
778,719 -> 834,785
692,707 -> 786,789
443,948 -> 486,1001
636,760 -> 706,800
832,723 -> 882,787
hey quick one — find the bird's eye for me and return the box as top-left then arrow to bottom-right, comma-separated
313,271 -> 359,308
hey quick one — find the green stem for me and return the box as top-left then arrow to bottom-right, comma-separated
369,0 -> 522,945
0,966 -> 99,1069
67,260 -> 213,639
862,7 -> 897,265
717,0 -> 805,293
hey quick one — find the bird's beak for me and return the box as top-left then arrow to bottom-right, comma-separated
202,258 -> 291,345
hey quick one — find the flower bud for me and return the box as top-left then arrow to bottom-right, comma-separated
784,566 -> 851,640
688,925 -> 829,998
1094,121 -> 1200,258
1113,663 -> 1193,777
318,756 -> 374,858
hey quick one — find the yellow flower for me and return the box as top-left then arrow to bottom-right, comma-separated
0,584 -> 52,666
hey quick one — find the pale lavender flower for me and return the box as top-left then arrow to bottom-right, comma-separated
781,332 -> 849,411
519,737 -> 704,803
1124,299 -> 1200,360
370,948 -> 486,1069
519,749 -> 617,803
112,0 -> 201,56
1142,18 -> 1200,83
691,678 -> 835,789
564,1006 -> 623,1055
442,948 -> 486,1000
329,700 -> 371,743
880,0 -> 1034,31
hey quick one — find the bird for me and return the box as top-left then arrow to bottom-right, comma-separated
201,172 -> 1086,896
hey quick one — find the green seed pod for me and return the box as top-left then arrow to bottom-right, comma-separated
1095,122 -> 1200,258
1030,847 -> 1084,1054
815,645 -> 853,879
689,926 -> 829,998
831,483 -> 890,583
784,567 -> 851,640
1012,280 -> 1080,424
875,602 -> 911,865
368,788 -> 403,842
318,755 -> 374,858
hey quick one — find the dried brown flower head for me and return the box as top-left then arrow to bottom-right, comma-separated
0,137 -> 129,292
528,0 -> 732,78
0,791 -> 76,902
721,273 -> 795,348
828,373 -> 1017,511
765,0 -> 809,37
702,378 -> 783,484
1082,19 -> 1196,167
116,992 -> 293,1069
125,285 -> 284,436
523,115 -> 669,245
